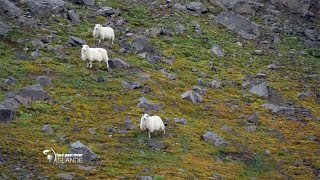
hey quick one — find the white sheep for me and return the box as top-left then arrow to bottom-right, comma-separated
140,113 -> 165,139
81,45 -> 109,68
93,24 -> 115,44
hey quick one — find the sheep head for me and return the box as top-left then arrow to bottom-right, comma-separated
82,45 -> 89,51
140,113 -> 150,130
94,24 -> 102,31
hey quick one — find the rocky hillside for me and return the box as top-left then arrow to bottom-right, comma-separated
0,0 -> 319,179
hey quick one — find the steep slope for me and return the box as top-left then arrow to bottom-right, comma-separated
0,0 -> 319,179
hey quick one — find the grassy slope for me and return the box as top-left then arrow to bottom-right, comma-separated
0,0 -> 319,179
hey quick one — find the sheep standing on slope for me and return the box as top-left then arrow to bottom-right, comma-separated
140,114 -> 165,139
93,24 -> 115,44
81,45 -> 109,68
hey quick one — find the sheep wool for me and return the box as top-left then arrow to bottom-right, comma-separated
81,45 -> 109,68
140,114 -> 165,139
93,24 -> 115,44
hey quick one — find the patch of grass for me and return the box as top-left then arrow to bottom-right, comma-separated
154,175 -> 164,180
277,150 -> 288,157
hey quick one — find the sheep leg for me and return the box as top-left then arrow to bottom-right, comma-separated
89,62 -> 93,68
148,132 -> 151,139
105,60 -> 109,68
99,39 -> 101,43
163,129 -> 165,134
86,62 -> 89,68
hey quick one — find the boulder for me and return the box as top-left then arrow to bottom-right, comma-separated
0,21 -> 12,37
181,90 -> 203,103
0,0 -> 23,17
42,124 -> 54,135
186,2 -> 207,13
26,0 -> 65,16
174,118 -> 187,125
121,81 -> 141,90
202,131 -> 230,146
95,6 -> 120,16
68,141 -> 97,163
249,82 -> 268,97
68,36 -> 87,46
215,12 -> 261,39
36,76 -> 52,86
0,104 -> 15,122
71,0 -> 94,6
68,10 -> 80,24
109,58 -> 130,69
18,85 -> 50,101
211,45 -> 225,57
137,97 -> 162,111
131,36 -> 154,54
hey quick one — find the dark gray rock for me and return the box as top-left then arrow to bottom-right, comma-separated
19,84 -> 50,101
211,45 -> 225,57
0,21 -> 12,37
0,0 -> 23,17
255,73 -> 267,79
27,0 -> 65,16
174,118 -> 187,125
68,141 -> 97,163
192,85 -> 207,95
137,97 -> 162,111
139,176 -> 153,180
131,36 -> 154,54
215,12 -> 261,39
208,80 -> 222,89
15,52 -> 29,60
173,3 -> 187,11
0,104 -> 15,122
112,104 -> 127,112
1,97 -> 20,109
186,2 -> 207,13
56,172 -> 76,180
4,76 -> 15,85
109,58 -> 130,69
95,6 -> 120,17
304,28 -> 318,41
181,90 -> 203,103
36,76 -> 52,86
197,78 -> 204,86
261,103 -> 296,116
147,139 -> 165,150
249,82 -> 268,97
31,40 -> 45,49
175,23 -> 186,34
96,76 -> 105,83
141,86 -> 152,94
42,124 -> 54,135
68,36 -> 87,46
212,173 -> 224,180
116,18 -> 125,26
145,27 -> 172,37
6,92 -> 31,107
124,117 -> 135,130
18,15 -> 37,27
88,128 -> 96,135
202,131 -> 230,146
297,90 -> 316,99
31,50 -> 41,59
121,81 -> 141,90
247,114 -> 259,124
162,56 -> 176,64
72,0 -> 94,6
244,124 -> 257,132
68,10 -> 80,24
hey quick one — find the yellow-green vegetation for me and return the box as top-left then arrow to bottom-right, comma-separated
0,0 -> 319,179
